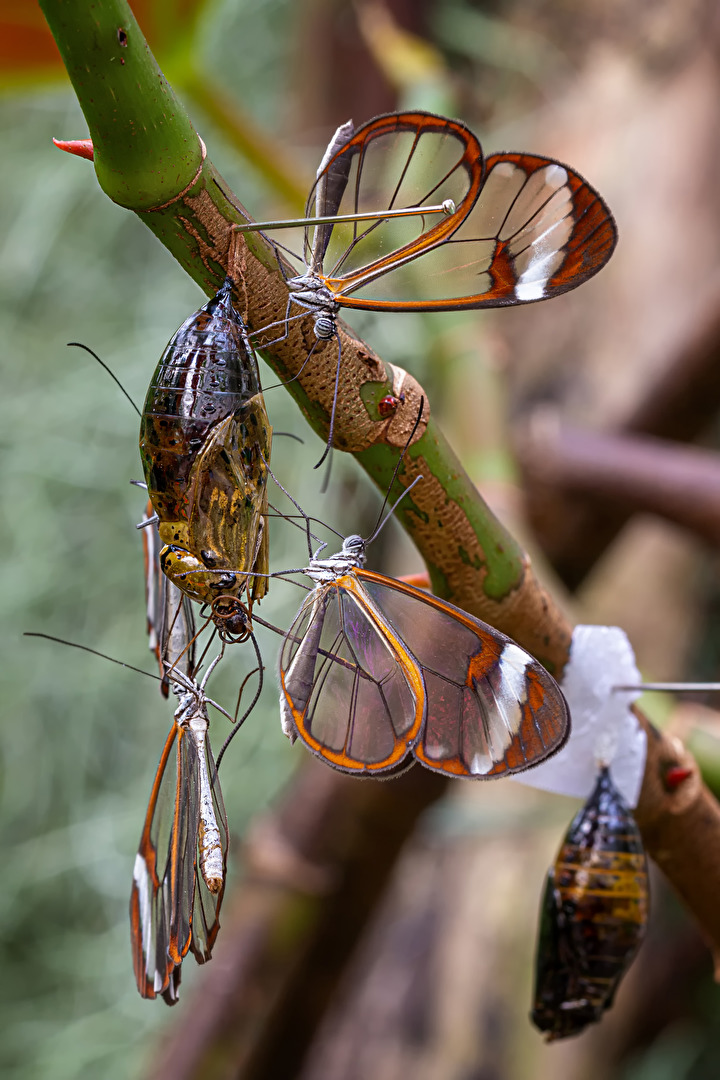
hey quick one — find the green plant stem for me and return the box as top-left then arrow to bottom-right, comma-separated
41,0 -> 201,208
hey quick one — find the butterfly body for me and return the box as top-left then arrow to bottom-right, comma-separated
180,683 -> 226,894
279,535 -> 569,778
284,274 -> 340,340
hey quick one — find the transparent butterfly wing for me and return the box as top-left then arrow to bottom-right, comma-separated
165,727 -> 200,965
357,572 -> 570,777
319,145 -> 615,310
299,111 -> 483,291
130,725 -> 195,1003
142,503 -> 196,696
279,581 -> 424,774
130,720 -> 228,1001
188,741 -> 228,963
309,118 -> 356,271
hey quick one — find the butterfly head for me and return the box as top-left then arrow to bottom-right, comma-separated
341,533 -> 367,566
306,533 -> 367,585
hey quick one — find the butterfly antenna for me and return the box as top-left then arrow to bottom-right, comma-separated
274,431 -> 305,444
613,681 -> 720,693
319,450 -> 333,495
262,452 -> 316,559
267,502 -> 324,547
367,475 -> 424,547
264,465 -> 344,547
25,632 -> 159,683
216,631 -> 264,768
67,342 -> 141,417
214,180 -> 303,265
365,397 -> 425,544
314,332 -> 342,473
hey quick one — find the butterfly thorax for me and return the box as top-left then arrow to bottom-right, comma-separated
172,682 -> 206,731
306,534 -> 367,585
286,273 -> 340,340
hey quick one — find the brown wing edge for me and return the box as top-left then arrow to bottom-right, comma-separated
355,570 -> 571,778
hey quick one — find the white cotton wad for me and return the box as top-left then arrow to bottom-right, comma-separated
510,625 -> 647,808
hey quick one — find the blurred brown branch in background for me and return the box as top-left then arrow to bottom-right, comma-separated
516,418 -> 720,547
518,275 -> 720,587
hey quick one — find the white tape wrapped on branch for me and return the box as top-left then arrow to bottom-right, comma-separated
512,625 -> 647,808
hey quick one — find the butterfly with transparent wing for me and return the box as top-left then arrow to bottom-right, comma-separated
263,418 -> 570,779
239,110 -> 616,462
279,532 -> 569,778
131,509 -> 263,1004
26,604 -> 249,1007
129,643 -> 229,1005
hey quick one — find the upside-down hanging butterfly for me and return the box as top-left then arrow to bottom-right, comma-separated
279,532 -> 569,778
131,537 -> 231,1005
130,658 -> 230,1005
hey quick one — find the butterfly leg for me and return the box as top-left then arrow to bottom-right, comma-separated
314,330 -> 342,474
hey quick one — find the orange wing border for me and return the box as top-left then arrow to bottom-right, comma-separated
355,569 -> 570,778
280,577 -> 426,774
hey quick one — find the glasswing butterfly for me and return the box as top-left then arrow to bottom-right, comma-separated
130,653 -> 230,1005
132,504 -> 265,1004
531,766 -> 649,1039
139,276 -> 272,634
241,110 -> 616,458
278,529 -> 570,779
131,536 -> 234,1005
27,545 -> 243,1007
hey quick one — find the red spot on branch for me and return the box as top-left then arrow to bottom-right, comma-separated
378,393 -> 405,418
664,765 -> 693,790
